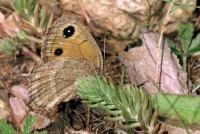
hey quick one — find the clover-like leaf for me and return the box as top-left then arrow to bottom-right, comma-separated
178,22 -> 194,53
188,33 -> 200,56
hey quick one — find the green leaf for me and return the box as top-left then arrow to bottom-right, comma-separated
189,33 -> 200,49
188,33 -> 200,55
33,131 -> 47,134
178,22 -> 194,54
0,120 -> 17,134
192,82 -> 200,91
23,114 -> 36,133
75,75 -> 160,133
0,114 -> 47,134
12,0 -> 53,31
12,0 -> 31,25
166,38 -> 182,55
187,47 -> 200,57
150,93 -> 200,124
163,0 -> 200,9
0,38 -> 15,55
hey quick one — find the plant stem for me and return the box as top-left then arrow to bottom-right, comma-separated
182,56 -> 187,72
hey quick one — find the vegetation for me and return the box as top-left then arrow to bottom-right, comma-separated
0,115 -> 46,134
0,0 -> 53,55
75,75 -> 200,133
0,0 -> 200,133
167,22 -> 200,72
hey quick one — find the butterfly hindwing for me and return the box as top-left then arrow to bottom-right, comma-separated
28,58 -> 96,110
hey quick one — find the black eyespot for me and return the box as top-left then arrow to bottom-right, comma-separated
63,26 -> 75,38
54,48 -> 63,56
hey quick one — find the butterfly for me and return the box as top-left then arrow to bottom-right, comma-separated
28,16 -> 103,111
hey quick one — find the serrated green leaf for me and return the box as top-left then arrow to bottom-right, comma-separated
142,95 -> 148,121
189,33 -> 200,50
0,38 -> 15,55
12,0 -> 21,13
39,5 -> 47,29
178,22 -> 194,53
45,12 -> 54,31
167,38 -> 182,55
192,82 -> 200,91
167,38 -> 178,49
12,0 -> 53,31
187,33 -> 200,57
145,101 -> 152,125
163,0 -> 200,9
0,120 -> 17,134
75,75 -> 160,133
20,0 -> 25,12
150,93 -> 200,124
150,107 -> 159,127
33,131 -> 47,134
23,114 -> 36,133
129,89 -> 137,116
187,47 -> 200,56
105,116 -> 124,122
134,87 -> 141,113
117,122 -> 141,129
101,107 -> 122,115
119,88 -> 129,111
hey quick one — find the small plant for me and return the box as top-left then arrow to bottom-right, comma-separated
0,37 -> 15,56
191,82 -> 200,93
167,22 -> 200,72
75,75 -> 162,133
0,114 -> 47,134
0,0 -> 53,55
76,75 -> 200,133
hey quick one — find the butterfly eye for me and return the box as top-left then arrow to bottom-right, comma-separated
54,48 -> 63,56
63,26 -> 75,38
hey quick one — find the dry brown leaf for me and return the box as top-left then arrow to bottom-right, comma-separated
11,85 -> 29,104
119,28 -> 188,94
0,12 -> 5,23
0,89 -> 11,119
0,12 -> 7,37
9,97 -> 29,126
9,86 -> 51,130
0,13 -> 19,37
30,112 -> 51,130
165,122 -> 200,134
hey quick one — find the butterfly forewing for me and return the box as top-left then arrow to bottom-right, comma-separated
42,16 -> 103,70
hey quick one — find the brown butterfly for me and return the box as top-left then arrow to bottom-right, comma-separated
28,16 -> 103,111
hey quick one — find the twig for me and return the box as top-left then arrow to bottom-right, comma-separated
86,106 -> 91,131
24,34 -> 43,44
193,64 -> 200,69
21,46 -> 42,63
192,84 -> 200,93
103,33 -> 106,74
155,1 -> 174,90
